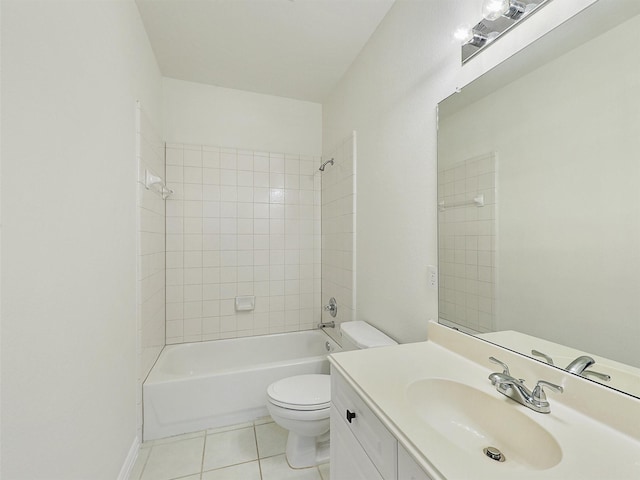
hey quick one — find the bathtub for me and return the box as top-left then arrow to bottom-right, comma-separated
143,329 -> 342,441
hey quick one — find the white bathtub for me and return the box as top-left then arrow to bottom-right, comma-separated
143,329 -> 342,440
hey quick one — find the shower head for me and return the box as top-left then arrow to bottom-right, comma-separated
318,158 -> 334,171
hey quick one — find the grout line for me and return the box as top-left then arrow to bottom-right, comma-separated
201,459 -> 257,474
253,424 -> 264,480
200,431 -> 208,478
259,452 -> 285,460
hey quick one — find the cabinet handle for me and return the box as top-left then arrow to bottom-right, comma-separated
346,409 -> 356,423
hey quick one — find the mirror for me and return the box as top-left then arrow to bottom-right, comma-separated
437,0 -> 640,399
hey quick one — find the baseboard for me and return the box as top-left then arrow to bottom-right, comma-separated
117,435 -> 141,480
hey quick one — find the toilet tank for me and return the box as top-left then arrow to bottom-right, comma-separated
339,321 -> 397,351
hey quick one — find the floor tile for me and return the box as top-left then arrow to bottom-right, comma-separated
256,422 -> 288,458
260,454 -> 322,480
201,461 -> 261,480
318,462 -> 330,480
141,437 -> 205,480
202,426 -> 258,471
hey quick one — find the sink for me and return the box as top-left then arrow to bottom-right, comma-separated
406,379 -> 562,470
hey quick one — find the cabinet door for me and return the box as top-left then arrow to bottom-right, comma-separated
330,405 -> 384,480
398,444 -> 433,480
331,370 -> 398,480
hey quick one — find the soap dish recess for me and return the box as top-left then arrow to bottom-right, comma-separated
235,295 -> 255,311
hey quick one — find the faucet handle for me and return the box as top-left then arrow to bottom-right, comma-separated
323,297 -> 338,318
533,380 -> 564,402
531,349 -> 554,365
582,370 -> 611,382
489,357 -> 510,376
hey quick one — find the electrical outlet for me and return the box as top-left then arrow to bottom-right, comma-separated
428,265 -> 437,288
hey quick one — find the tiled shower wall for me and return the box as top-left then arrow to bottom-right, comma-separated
136,103 -> 166,437
164,144 -> 322,344
438,153 -> 496,333
321,133 -> 356,330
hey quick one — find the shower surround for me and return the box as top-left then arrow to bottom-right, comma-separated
320,133 -> 357,331
164,144 -> 322,344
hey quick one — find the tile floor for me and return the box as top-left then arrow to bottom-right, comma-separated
130,417 -> 330,480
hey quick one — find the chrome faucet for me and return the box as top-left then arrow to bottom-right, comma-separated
531,350 -> 611,382
488,357 -> 563,414
317,320 -> 335,329
565,355 -> 595,374
565,355 -> 611,381
318,298 -> 337,329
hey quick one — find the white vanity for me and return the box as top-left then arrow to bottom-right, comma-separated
328,322 -> 640,480
331,368 -> 431,480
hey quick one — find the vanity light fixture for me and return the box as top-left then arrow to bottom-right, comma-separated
459,0 -> 552,64
482,0 -> 528,21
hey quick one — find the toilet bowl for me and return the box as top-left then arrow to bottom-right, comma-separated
266,374 -> 331,468
266,321 -> 397,468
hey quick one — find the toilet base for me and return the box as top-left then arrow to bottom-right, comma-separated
285,431 -> 330,468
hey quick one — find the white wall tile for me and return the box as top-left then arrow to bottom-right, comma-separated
437,153 -> 496,333
203,148 -> 220,169
166,144 -> 321,343
321,135 -> 356,329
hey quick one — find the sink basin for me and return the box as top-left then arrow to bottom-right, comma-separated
406,379 -> 562,470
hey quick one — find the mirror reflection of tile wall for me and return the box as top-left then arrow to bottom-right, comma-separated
438,153 -> 496,333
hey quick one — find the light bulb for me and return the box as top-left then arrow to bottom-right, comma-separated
453,24 -> 474,44
486,31 -> 500,43
482,0 -> 509,21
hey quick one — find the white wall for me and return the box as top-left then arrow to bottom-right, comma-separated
322,0 -> 597,343
1,1 -> 162,478
163,77 -> 322,156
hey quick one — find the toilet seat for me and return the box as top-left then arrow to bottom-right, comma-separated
267,374 -> 330,411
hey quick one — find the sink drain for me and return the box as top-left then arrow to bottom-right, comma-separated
483,446 -> 506,462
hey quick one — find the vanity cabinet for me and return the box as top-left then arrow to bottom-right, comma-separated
331,369 -> 433,480
398,445 -> 433,480
330,405 -> 384,480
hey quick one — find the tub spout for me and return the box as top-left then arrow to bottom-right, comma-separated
317,321 -> 335,329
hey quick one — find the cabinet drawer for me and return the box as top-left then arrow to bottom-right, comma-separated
331,370 -> 398,480
330,405 -> 384,480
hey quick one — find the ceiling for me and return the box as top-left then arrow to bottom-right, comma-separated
135,0 -> 395,103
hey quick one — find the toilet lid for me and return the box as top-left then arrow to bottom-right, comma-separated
267,374 -> 331,411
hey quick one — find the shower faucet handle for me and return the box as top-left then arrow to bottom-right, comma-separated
323,297 -> 338,318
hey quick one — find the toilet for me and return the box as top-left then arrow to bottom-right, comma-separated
266,321 -> 397,468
